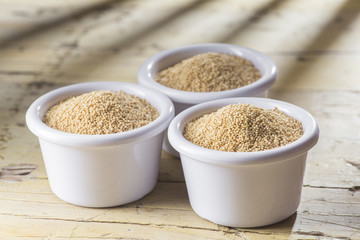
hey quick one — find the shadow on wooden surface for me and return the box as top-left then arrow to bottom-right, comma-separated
5,0 -> 213,84
0,0 -> 124,48
271,0 -> 360,91
217,0 -> 287,43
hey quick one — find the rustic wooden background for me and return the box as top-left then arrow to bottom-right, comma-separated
0,0 -> 359,239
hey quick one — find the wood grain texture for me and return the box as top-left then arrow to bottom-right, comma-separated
0,0 -> 359,239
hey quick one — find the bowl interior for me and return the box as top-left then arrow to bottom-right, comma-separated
148,44 -> 272,80
139,44 -> 278,105
26,81 -> 174,147
168,97 -> 319,165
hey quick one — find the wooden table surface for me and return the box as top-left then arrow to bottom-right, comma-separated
1,0 -> 359,239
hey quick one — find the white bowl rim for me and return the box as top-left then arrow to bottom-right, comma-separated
26,81 -> 174,147
168,97 -> 319,165
138,43 -> 278,104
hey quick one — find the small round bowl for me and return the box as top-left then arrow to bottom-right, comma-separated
138,43 -> 278,156
168,97 -> 319,228
26,81 -> 174,208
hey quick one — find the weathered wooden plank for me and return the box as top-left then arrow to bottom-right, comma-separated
1,178 -> 359,238
1,0 -> 360,90
1,0 -> 360,239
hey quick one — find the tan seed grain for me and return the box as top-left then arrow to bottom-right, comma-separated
155,52 -> 262,92
183,103 -> 303,152
43,90 -> 158,135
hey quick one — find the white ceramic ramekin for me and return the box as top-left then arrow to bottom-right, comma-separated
168,97 -> 319,228
138,43 -> 278,156
26,81 -> 174,208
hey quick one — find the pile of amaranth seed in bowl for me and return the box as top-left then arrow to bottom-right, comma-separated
183,103 -> 303,152
155,52 -> 262,92
43,90 -> 158,135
